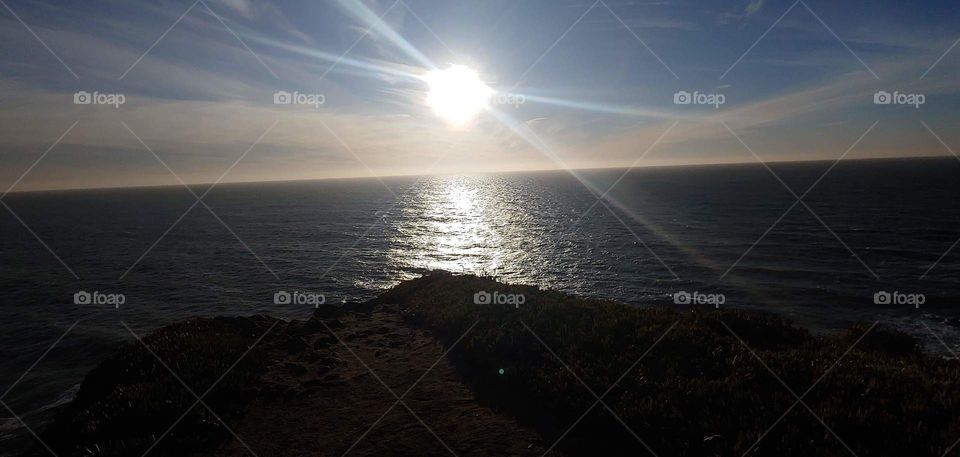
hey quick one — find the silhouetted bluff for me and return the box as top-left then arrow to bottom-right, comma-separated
27,271 -> 960,457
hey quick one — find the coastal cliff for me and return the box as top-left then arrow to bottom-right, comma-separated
27,272 -> 960,456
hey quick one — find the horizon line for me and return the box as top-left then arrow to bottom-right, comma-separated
4,153 -> 953,195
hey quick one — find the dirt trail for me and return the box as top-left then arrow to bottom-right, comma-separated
214,305 -> 551,457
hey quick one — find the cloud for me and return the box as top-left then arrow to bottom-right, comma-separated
1,0 -> 959,191
745,0 -> 764,16
558,44 -> 960,168
0,79 -> 548,191
213,0 -> 256,19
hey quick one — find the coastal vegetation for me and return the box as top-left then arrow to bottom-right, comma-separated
28,272 -> 960,456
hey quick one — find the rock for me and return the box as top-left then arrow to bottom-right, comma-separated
313,335 -> 337,349
285,337 -> 308,355
283,363 -> 308,376
313,304 -> 341,320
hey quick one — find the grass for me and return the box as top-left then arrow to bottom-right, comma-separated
378,271 -> 960,457
27,272 -> 960,456
31,316 -> 277,457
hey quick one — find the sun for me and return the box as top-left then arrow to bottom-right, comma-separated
424,65 -> 493,127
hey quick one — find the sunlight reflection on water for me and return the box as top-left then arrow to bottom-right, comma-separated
3,162 -> 960,452
390,175 -> 508,277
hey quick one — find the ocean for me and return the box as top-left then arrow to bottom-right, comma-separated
2,157 -> 959,451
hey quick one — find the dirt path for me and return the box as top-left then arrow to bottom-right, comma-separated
214,305 -> 551,457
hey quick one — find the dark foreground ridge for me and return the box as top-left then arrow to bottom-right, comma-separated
27,272 -> 960,456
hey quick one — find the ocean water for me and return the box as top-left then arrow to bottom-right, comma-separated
2,157 -> 960,451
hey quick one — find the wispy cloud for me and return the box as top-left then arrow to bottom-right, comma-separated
745,0 -> 764,16
0,0 -> 958,191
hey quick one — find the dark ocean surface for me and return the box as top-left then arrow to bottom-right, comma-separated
2,157 -> 959,452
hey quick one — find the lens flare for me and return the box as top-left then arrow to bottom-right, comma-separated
424,65 -> 493,127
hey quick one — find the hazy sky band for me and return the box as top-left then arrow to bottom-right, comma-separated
0,0 -> 958,191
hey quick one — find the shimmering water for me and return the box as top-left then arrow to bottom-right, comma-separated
2,157 -> 959,451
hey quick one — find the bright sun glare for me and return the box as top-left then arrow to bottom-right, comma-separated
425,65 -> 493,127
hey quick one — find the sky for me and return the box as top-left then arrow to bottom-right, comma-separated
0,0 -> 958,191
